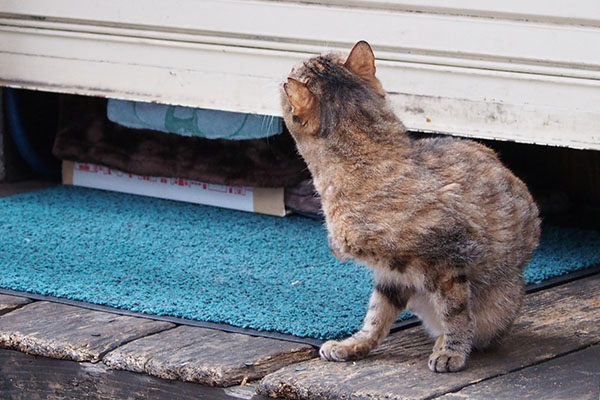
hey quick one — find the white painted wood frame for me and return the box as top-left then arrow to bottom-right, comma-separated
0,0 -> 599,149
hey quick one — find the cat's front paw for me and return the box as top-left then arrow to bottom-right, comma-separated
428,350 -> 466,372
319,340 -> 371,362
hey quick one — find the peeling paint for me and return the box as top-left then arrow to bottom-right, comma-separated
405,106 -> 425,114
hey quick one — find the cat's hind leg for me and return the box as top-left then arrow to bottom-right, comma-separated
427,272 -> 474,372
319,283 -> 411,361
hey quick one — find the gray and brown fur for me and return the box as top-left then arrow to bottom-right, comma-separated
281,41 -> 541,372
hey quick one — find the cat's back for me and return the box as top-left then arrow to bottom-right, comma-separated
411,136 -> 500,180
408,135 -> 540,258
323,134 -> 539,267
410,136 -> 529,204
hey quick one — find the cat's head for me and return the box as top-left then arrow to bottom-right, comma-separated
281,41 -> 389,144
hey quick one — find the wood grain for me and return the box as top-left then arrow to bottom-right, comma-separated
0,294 -> 31,315
0,348 -> 261,400
439,345 -> 600,400
103,325 -> 317,387
0,301 -> 174,362
258,274 -> 600,400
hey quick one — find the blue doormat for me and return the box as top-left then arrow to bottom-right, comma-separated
1,186 -> 599,340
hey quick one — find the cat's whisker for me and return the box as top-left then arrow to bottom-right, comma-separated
259,114 -> 269,131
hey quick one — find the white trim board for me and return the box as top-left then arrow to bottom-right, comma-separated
0,1 -> 599,150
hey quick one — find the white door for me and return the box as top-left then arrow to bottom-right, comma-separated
1,0 -> 599,149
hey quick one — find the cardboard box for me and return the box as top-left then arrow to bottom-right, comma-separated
62,161 -> 286,217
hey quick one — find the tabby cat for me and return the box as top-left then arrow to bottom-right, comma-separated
281,41 -> 540,372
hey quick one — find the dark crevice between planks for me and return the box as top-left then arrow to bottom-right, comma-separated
95,324 -> 180,362
1,269 -> 599,396
0,301 -> 176,363
102,325 -> 317,387
0,270 -> 597,397
0,299 -> 318,388
0,297 -> 33,316
436,344 -> 600,400
425,341 -> 600,400
0,303 -> 29,316
2,265 -> 598,348
0,288 -> 324,348
0,348 -> 263,400
257,273 -> 600,399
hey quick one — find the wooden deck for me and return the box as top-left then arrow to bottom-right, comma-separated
1,182 -> 599,400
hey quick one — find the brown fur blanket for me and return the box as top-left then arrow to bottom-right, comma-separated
53,95 -> 309,188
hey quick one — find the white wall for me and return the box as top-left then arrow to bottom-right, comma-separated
1,0 -> 599,149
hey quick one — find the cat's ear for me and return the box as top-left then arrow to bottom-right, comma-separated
284,77 -> 316,118
344,41 -> 386,96
345,41 -> 376,78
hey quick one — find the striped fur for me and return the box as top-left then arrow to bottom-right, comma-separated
282,41 -> 540,372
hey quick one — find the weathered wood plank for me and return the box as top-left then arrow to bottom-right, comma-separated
0,301 -> 174,362
0,348 -> 264,400
439,345 -> 600,400
103,325 -> 318,387
0,294 -> 31,315
258,274 -> 600,400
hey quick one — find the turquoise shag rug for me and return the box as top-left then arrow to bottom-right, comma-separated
1,186 -> 599,340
